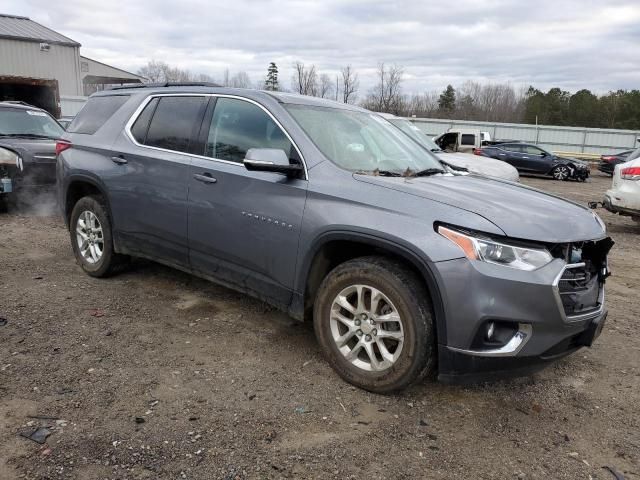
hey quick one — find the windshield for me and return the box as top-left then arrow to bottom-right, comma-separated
286,105 -> 444,173
389,119 -> 442,152
0,108 -> 64,139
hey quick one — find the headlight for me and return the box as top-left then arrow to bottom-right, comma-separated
438,226 -> 554,271
0,147 -> 20,166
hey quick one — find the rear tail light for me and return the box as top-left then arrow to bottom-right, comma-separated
621,167 -> 640,180
473,148 -> 483,156
601,156 -> 615,162
55,140 -> 72,156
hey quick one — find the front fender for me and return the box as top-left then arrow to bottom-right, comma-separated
294,229 -> 449,345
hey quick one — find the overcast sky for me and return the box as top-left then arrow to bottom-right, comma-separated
6,0 -> 640,96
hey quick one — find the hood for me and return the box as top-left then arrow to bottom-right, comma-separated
354,174 -> 606,243
436,152 -> 519,182
555,155 -> 588,167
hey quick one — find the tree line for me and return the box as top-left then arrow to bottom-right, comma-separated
136,60 -> 640,130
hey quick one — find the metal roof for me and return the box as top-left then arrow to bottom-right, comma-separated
0,13 -> 80,47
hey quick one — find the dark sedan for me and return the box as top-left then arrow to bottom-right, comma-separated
0,102 -> 64,209
598,149 -> 634,175
475,142 -> 590,181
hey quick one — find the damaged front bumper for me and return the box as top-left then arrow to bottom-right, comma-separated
434,237 -> 612,384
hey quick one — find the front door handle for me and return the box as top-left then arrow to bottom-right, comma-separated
193,173 -> 217,184
111,156 -> 128,165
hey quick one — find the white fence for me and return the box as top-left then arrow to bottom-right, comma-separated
409,117 -> 640,155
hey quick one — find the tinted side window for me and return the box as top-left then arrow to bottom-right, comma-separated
460,134 -> 475,146
145,96 -> 206,153
523,145 -> 544,155
501,144 -> 522,152
205,98 -> 294,163
67,95 -> 129,134
130,97 -> 159,144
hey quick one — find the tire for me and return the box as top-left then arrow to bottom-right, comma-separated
313,256 -> 436,393
552,165 -> 571,181
69,195 -> 126,277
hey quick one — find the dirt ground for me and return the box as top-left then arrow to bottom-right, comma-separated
1,172 -> 638,480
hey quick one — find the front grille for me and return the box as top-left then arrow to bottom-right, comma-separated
558,264 -> 600,317
552,238 -> 614,319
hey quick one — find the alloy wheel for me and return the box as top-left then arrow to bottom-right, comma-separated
553,165 -> 570,180
329,284 -> 404,372
76,210 -> 104,264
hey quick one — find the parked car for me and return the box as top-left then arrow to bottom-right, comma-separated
475,142 -> 590,181
0,101 -> 64,208
598,149 -> 634,176
603,147 -> 640,221
57,85 -> 612,393
378,114 -> 519,182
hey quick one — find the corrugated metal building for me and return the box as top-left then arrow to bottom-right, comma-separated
0,13 -> 144,116
410,117 -> 640,156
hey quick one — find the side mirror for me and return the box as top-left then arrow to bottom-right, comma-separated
243,148 -> 303,177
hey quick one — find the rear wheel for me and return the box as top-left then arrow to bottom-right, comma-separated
69,195 -> 126,277
552,165 -> 571,181
313,256 -> 436,393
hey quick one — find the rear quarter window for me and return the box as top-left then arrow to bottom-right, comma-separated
67,95 -> 130,134
460,134 -> 476,145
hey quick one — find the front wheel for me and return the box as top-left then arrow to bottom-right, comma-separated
552,165 -> 571,181
313,256 -> 436,393
69,195 -> 126,277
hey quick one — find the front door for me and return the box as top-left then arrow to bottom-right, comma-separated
187,96 -> 308,307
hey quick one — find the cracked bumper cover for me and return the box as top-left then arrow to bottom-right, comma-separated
432,256 -> 608,384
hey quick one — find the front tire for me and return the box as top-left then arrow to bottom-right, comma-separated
552,165 -> 571,181
313,256 -> 436,393
69,195 -> 125,277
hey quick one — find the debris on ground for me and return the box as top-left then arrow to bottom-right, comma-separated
0,317 -> 7,326
603,466 -> 625,480
19,427 -> 51,445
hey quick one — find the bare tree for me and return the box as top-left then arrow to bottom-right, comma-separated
138,60 -> 195,83
341,65 -> 359,104
229,71 -> 251,88
363,63 -> 404,114
318,74 -> 334,98
291,62 -> 318,96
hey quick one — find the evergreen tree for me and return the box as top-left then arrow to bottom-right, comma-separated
438,85 -> 456,113
264,62 -> 279,91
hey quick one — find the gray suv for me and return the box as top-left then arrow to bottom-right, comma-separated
57,85 -> 613,393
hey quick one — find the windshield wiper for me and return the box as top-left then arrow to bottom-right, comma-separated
438,160 -> 468,172
0,133 -> 58,140
353,169 -> 404,177
411,168 -> 446,177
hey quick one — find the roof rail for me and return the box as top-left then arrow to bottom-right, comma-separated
109,82 -> 221,91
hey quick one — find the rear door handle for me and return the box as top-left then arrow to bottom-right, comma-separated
193,173 -> 217,184
111,156 -> 128,165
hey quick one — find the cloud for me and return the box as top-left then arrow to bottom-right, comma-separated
4,0 -> 640,95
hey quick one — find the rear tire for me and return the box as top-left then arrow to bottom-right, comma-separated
313,256 -> 436,393
69,195 -> 126,277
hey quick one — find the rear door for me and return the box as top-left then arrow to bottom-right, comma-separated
187,96 -> 308,306
499,144 -> 528,170
458,133 -> 477,153
109,95 -> 208,266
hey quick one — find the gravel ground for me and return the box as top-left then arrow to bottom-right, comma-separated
0,172 -> 638,480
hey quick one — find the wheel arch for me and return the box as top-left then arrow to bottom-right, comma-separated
63,175 -> 112,228
294,231 -> 447,345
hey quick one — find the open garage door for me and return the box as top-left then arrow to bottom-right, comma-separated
0,76 -> 60,118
